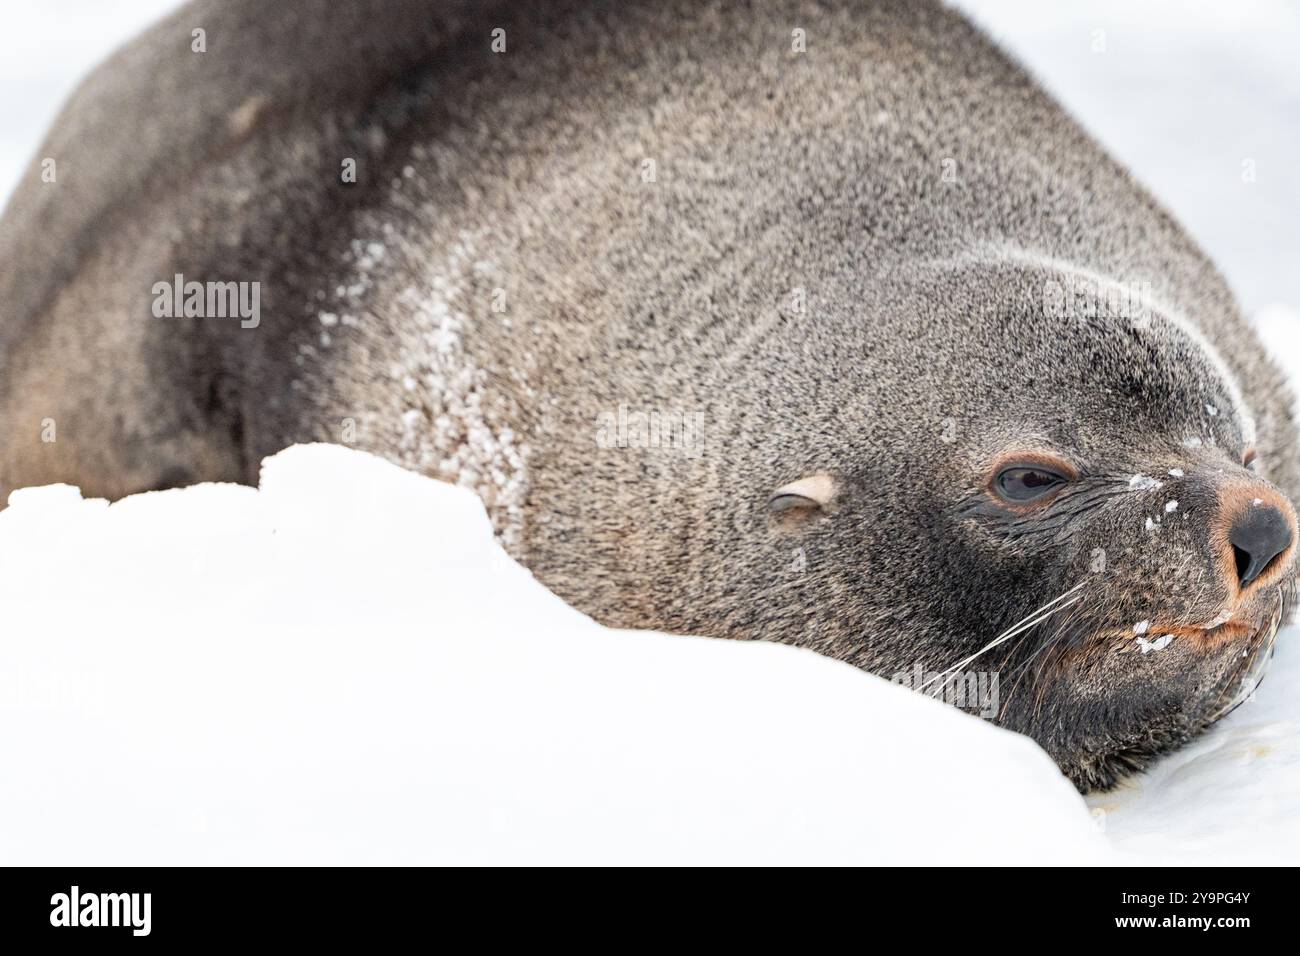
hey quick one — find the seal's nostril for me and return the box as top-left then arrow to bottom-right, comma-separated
1228,505 -> 1294,588
1233,545 -> 1252,586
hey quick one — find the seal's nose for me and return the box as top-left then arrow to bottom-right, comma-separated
1230,506 -> 1294,587
1214,479 -> 1297,594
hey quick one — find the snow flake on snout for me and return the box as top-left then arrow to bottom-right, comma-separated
1129,474 -> 1164,491
1137,634 -> 1174,654
1145,499 -> 1179,530
1205,403 -> 1219,417
1133,620 -> 1151,635
1203,609 -> 1232,629
1168,468 -> 1184,478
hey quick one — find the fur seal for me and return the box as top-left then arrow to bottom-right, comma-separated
1,0 -> 1296,791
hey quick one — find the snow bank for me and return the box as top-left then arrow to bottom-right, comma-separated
0,444 -> 1110,865
1087,647 -> 1300,865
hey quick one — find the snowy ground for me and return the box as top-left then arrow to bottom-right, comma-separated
1,2 -> 1298,864
0,444 -> 1116,865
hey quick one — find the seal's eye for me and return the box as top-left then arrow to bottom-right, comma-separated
994,466 -> 1068,503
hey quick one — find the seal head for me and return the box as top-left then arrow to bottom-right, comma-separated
759,254 -> 1297,791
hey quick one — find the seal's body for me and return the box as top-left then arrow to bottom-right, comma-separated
2,0 -> 1296,790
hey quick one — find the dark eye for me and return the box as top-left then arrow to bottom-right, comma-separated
995,466 -> 1068,503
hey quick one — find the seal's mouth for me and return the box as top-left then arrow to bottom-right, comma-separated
1065,582 -> 1292,725
1201,589 -> 1289,725
1150,602 -> 1274,649
1089,585 -> 1289,659
1034,582 -> 1295,792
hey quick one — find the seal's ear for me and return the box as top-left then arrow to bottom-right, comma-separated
768,474 -> 837,513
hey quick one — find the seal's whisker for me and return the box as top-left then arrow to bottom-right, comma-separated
1005,594 -> 1094,678
989,581 -> 1087,635
1000,600 -> 1093,714
920,583 -> 1085,690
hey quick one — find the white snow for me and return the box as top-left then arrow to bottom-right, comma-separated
1204,609 -> 1234,630
1089,635 -> 1300,864
2,437 -> 1297,865
1129,474 -> 1164,491
0,445 -> 1110,865
1136,635 -> 1174,655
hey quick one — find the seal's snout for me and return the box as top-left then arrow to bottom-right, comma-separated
1216,483 -> 1298,594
